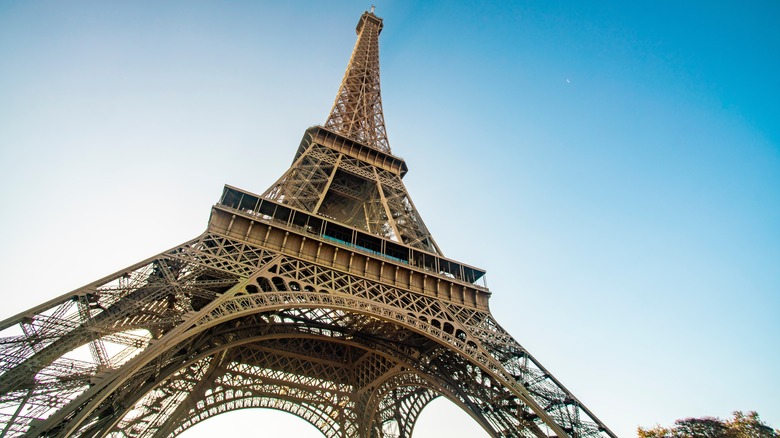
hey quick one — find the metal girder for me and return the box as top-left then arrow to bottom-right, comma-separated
262,132 -> 441,255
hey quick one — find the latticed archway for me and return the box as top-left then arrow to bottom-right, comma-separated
100,301 -> 494,438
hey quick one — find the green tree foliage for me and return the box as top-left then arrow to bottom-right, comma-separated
637,411 -> 778,438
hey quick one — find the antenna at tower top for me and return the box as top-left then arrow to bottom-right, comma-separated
370,5 -> 375,14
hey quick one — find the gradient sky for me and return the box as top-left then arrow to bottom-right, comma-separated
1,1 -> 778,436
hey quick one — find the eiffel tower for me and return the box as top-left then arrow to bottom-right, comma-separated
0,9 -> 616,438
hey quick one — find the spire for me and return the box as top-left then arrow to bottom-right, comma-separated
325,10 -> 390,153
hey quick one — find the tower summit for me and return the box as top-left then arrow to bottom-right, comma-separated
325,11 -> 389,153
0,10 -> 615,437
263,10 -> 440,256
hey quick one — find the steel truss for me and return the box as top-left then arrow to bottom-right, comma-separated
0,231 -> 613,437
0,9 -> 615,438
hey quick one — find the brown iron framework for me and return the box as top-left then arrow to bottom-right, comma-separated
0,10 -> 616,438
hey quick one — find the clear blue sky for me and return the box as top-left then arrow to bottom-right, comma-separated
1,1 -> 778,436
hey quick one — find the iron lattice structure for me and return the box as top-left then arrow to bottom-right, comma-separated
0,10 -> 616,438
